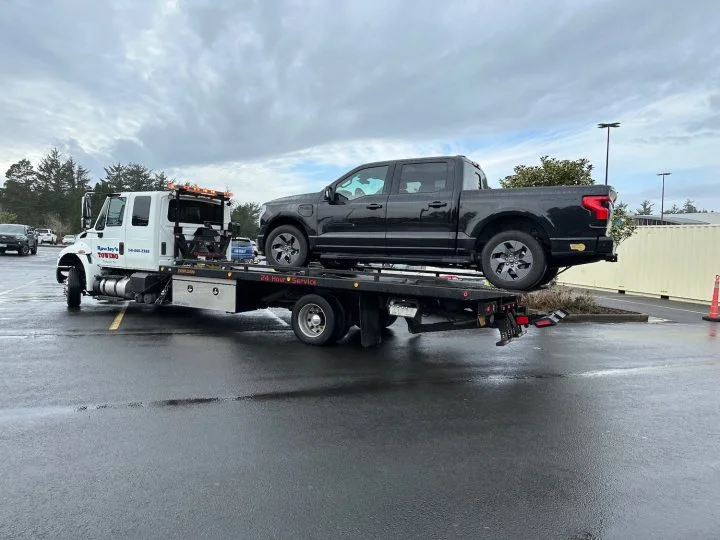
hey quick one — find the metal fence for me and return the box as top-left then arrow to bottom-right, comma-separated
557,225 -> 720,304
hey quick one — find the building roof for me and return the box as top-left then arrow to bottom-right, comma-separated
632,212 -> 720,225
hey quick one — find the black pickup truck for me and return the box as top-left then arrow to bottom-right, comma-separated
257,155 -> 617,291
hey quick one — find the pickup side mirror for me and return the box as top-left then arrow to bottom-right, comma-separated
81,192 -> 93,230
323,186 -> 335,202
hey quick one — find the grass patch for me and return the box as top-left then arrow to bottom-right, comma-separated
520,287 -> 629,314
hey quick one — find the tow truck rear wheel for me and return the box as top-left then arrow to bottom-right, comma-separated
380,312 -> 397,328
326,295 -> 352,343
291,294 -> 337,346
66,265 -> 82,308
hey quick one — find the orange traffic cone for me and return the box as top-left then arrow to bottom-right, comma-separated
703,274 -> 720,322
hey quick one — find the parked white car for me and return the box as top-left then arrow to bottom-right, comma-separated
62,234 -> 77,245
37,228 -> 58,244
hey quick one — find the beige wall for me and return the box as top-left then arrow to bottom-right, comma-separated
557,225 -> 720,304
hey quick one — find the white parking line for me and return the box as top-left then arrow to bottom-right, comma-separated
265,308 -> 290,327
0,279 -> 41,296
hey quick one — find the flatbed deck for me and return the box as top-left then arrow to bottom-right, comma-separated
155,259 -> 564,348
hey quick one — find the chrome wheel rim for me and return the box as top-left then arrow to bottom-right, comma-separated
297,303 -> 326,339
489,240 -> 534,281
271,233 -> 301,265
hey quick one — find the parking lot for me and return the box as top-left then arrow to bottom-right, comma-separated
1,248 -> 719,539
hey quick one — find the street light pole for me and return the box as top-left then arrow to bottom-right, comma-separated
657,172 -> 671,223
598,122 -> 621,185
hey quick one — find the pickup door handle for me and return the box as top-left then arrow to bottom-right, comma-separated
366,203 -> 384,210
428,201 -> 448,208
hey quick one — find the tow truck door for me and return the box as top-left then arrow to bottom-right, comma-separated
92,194 -> 127,268
125,194 -> 157,271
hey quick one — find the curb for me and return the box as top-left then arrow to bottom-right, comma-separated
527,309 -> 649,324
561,313 -> 649,324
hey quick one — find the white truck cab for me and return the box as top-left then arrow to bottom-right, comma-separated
56,184 -> 234,302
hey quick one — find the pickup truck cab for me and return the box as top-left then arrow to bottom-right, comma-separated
257,155 -> 617,291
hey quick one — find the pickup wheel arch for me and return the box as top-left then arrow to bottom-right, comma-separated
473,214 -> 550,253
265,217 -> 310,242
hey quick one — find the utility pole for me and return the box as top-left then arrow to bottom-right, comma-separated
598,122 -> 621,185
657,172 -> 671,223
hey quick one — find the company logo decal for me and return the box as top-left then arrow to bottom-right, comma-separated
96,245 -> 119,259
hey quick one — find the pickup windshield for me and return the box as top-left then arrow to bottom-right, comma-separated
0,224 -> 25,234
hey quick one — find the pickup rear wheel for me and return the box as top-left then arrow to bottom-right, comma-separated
265,225 -> 309,268
291,294 -> 337,346
480,231 -> 546,291
536,266 -> 560,288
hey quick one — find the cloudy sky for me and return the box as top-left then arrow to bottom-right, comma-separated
1,0 -> 719,212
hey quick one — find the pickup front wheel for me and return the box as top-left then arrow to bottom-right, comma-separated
265,225 -> 309,268
480,231 -> 546,291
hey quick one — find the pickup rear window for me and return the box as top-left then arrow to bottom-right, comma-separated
463,160 -> 489,190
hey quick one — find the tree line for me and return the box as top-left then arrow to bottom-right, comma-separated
1,149 -> 712,240
635,199 -> 709,216
0,148 -> 262,238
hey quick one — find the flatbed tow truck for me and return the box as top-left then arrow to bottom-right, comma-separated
56,183 -> 567,348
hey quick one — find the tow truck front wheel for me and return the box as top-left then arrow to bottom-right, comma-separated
65,266 -> 82,308
291,294 -> 337,346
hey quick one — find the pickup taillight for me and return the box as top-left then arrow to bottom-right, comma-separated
582,195 -> 611,221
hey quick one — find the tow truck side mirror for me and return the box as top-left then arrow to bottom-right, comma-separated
81,192 -> 93,230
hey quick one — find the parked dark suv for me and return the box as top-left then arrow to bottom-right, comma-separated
0,223 -> 39,256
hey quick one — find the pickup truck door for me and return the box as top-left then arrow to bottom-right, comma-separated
315,164 -> 392,254
385,159 -> 459,256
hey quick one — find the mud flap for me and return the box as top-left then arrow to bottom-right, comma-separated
495,314 -> 524,346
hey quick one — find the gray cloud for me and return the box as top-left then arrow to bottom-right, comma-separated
1,0 -> 720,175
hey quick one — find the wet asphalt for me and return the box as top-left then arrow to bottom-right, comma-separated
1,249 -> 719,539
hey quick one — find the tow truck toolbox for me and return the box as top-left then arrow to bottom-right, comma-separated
55,182 -> 567,348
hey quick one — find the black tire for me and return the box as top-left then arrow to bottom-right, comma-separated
66,265 -> 82,308
480,230 -> 546,291
380,312 -> 397,328
31,245 -> 37,255
535,266 -> 560,288
327,296 -> 351,343
18,244 -> 30,256
265,225 -> 309,268
291,294 -> 337,346
0,249 -> 5,255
